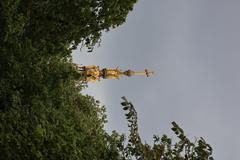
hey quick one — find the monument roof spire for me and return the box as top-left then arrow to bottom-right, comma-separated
74,64 -> 154,82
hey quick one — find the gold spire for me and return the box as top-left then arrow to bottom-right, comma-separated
74,64 -> 154,82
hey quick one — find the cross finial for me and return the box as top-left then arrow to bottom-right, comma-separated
145,69 -> 154,77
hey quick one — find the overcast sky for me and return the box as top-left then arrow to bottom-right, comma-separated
73,0 -> 240,159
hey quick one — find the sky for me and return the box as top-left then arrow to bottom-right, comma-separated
72,0 -> 240,159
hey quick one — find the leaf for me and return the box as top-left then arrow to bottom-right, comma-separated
123,106 -> 129,110
121,102 -> 128,106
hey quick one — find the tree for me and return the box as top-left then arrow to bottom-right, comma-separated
0,1 -> 139,159
0,0 -> 138,56
0,44 -> 111,159
117,97 -> 214,160
0,93 -> 112,159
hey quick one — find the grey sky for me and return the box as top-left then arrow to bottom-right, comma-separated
73,0 -> 240,159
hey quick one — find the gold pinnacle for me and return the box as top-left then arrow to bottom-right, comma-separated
73,64 -> 154,82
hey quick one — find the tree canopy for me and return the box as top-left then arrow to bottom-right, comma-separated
1,0 -> 137,55
0,0 -> 214,159
118,97 -> 214,160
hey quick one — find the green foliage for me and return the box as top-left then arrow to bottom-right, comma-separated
0,96 -> 108,159
0,0 -> 138,55
0,37 -> 112,159
120,97 -> 214,160
0,0 -> 138,159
